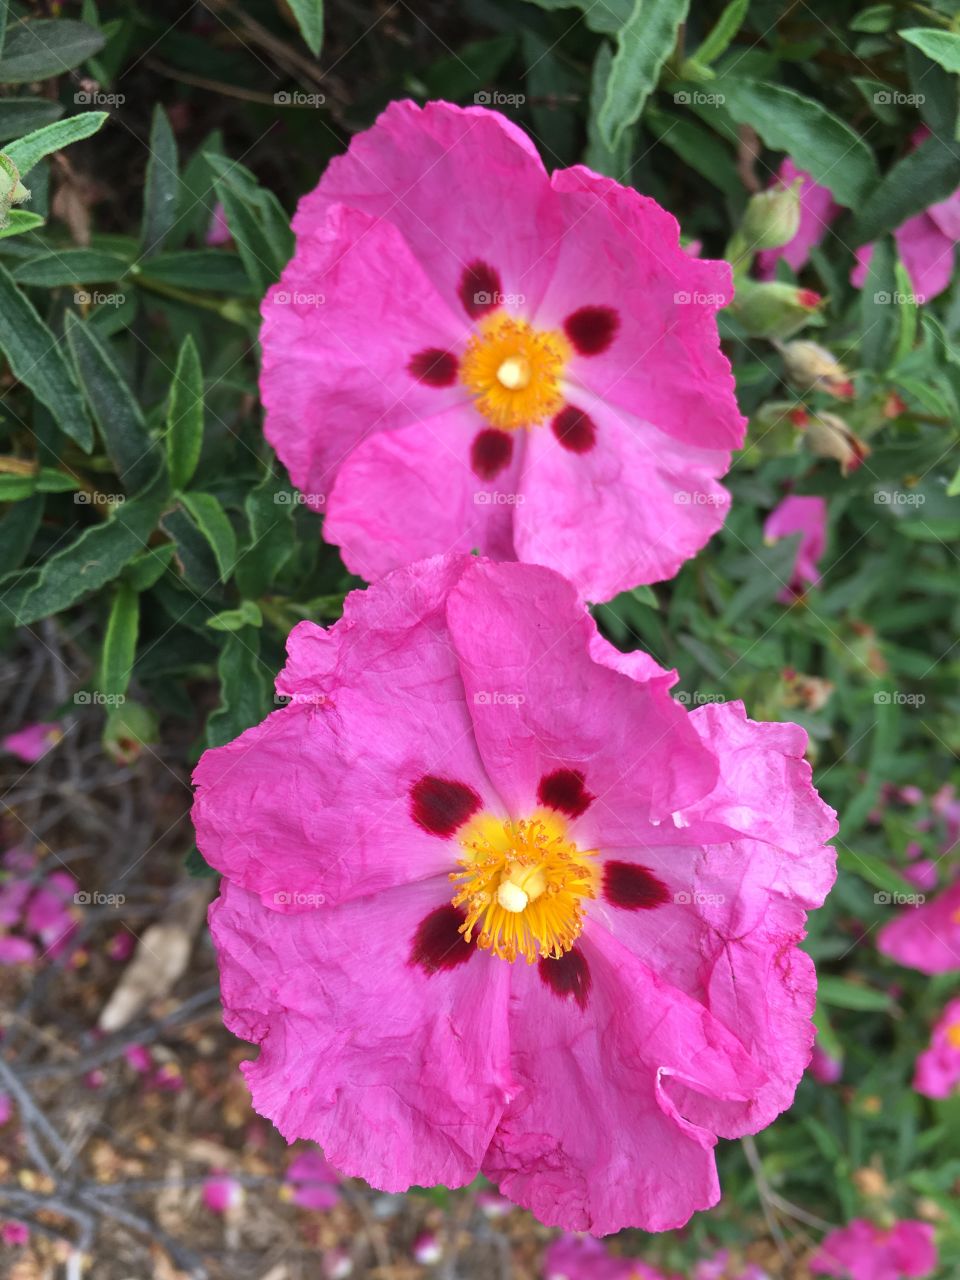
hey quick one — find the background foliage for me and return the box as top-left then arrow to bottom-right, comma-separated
1,0 -> 960,1274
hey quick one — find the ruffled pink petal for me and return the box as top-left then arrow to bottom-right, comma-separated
483,926 -> 765,1234
210,878 -> 511,1190
193,558 -> 501,909
445,559 -> 718,836
261,203 -> 470,510
515,392 -> 733,596
293,100 -> 561,318
324,410 -> 522,582
537,166 -> 744,454
878,878 -> 960,974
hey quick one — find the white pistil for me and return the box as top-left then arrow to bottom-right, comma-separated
496,355 -> 531,390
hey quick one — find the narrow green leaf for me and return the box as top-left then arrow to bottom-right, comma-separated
836,845 -> 917,897
646,106 -> 741,199
0,494 -> 43,574
598,0 -> 691,150
206,600 -> 263,631
0,262 -> 92,451
206,153 -> 293,292
123,544 -> 175,591
234,476 -> 295,600
860,236 -> 897,373
0,210 -> 44,238
691,0 -> 749,66
715,78 -> 879,207
166,335 -> 204,491
817,976 -> 893,1013
0,19 -> 105,84
206,628 -> 272,747
184,844 -> 218,878
851,135 -> 960,245
64,311 -> 162,492
137,249 -> 254,295
181,491 -> 236,581
13,248 -> 130,286
0,100 -> 64,144
0,482 -> 165,628
0,0 -> 7,59
892,261 -> 918,367
141,106 -> 178,258
900,28 -> 960,74
100,582 -> 139,701
286,0 -> 323,56
585,42 -> 633,178
4,111 -> 108,180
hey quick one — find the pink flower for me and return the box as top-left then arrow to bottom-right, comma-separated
878,877 -> 960,974
810,1219 -> 937,1280
284,1149 -> 341,1210
1,1220 -> 29,1246
763,495 -> 828,600
694,1254 -> 770,1280
194,556 -> 837,1234
0,1092 -> 12,1125
852,198 -> 959,303
544,1235 -> 630,1280
150,1062 -> 184,1092
903,860 -> 937,892
259,100 -> 745,602
757,159 -> 840,278
205,201 -> 231,246
124,1044 -> 153,1074
413,1231 -> 442,1264
107,930 -> 136,962
914,997 -> 960,1099
2,721 -> 62,763
202,1171 -> 244,1213
0,935 -> 36,965
809,1044 -> 843,1085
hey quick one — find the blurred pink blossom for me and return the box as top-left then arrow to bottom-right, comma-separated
914,997 -> 960,1099
2,721 -> 63,763
810,1218 -> 937,1280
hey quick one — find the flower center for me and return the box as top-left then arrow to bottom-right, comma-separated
459,313 -> 570,431
947,1022 -> 960,1050
450,811 -> 595,963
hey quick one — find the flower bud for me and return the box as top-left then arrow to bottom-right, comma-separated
730,281 -> 823,339
102,701 -> 158,765
780,339 -> 855,398
741,179 -> 802,251
803,411 -> 869,475
0,153 -> 29,228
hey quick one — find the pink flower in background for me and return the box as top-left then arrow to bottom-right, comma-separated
0,1093 -> 12,1125
694,1254 -> 771,1280
763,495 -> 828,600
413,1231 -> 442,1264
878,878 -> 960,973
913,998 -> 960,1099
284,1149 -> 341,1210
851,193 -> 960,303
544,1234 -> 674,1280
810,1219 -> 937,1280
205,201 -> 231,246
809,1044 -> 843,1085
124,1044 -> 153,1074
259,100 -> 746,602
757,159 -> 840,278
2,721 -> 62,763
1,1220 -> 29,1246
0,849 -> 78,965
194,555 -> 836,1234
202,1171 -> 244,1213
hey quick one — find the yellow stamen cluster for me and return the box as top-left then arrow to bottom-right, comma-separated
450,811 -> 595,963
947,1022 -> 960,1050
459,313 -> 570,431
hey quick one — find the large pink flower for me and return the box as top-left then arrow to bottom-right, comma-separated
878,878 -> 960,974
914,997 -> 960,1099
192,556 -> 836,1234
810,1219 -> 937,1280
259,101 -> 745,602
763,495 -> 828,600
757,158 -> 840,279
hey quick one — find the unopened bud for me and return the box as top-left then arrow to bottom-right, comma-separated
780,339 -> 855,398
804,411 -> 870,475
730,281 -> 823,339
741,179 -> 802,251
102,701 -> 158,765
0,153 -> 30,228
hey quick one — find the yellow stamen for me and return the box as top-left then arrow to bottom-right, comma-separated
946,1022 -> 960,1050
460,312 -> 570,431
450,811 -> 596,963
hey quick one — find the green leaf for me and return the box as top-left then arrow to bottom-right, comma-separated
100,582 -> 139,701
3,111 -> 108,180
850,5 -> 893,33
0,494 -> 43,574
123,544 -> 175,591
691,0 -> 749,66
205,153 -> 293,294
206,600 -> 263,631
0,100 -> 64,144
0,262 -> 93,451
184,843 -> 218,878
714,78 -> 879,206
892,261 -> 919,366
852,135 -> 960,245
0,0 -> 6,59
0,210 -> 44,238
12,248 -> 131,286
598,0 -> 691,150
646,105 -> 741,198
64,311 -> 161,493
141,106 -> 178,258
166,335 -> 204,492
0,467 -> 77,499
286,0 -> 323,57
205,628 -> 273,747
900,28 -> 960,74
0,482 -> 165,628
817,976 -> 893,1013
836,845 -> 917,897
0,19 -> 105,84
234,476 -> 296,599
181,491 -> 236,581
860,236 -> 897,373
136,249 -> 254,295
585,42 -> 633,177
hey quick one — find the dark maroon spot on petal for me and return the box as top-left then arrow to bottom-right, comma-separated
459,261 -> 502,319
603,860 -> 671,911
539,947 -> 591,1010
411,775 -> 482,838
564,306 -> 620,356
408,347 -> 459,387
537,768 -> 594,818
471,428 -> 513,481
411,905 -> 474,974
551,405 -> 597,455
